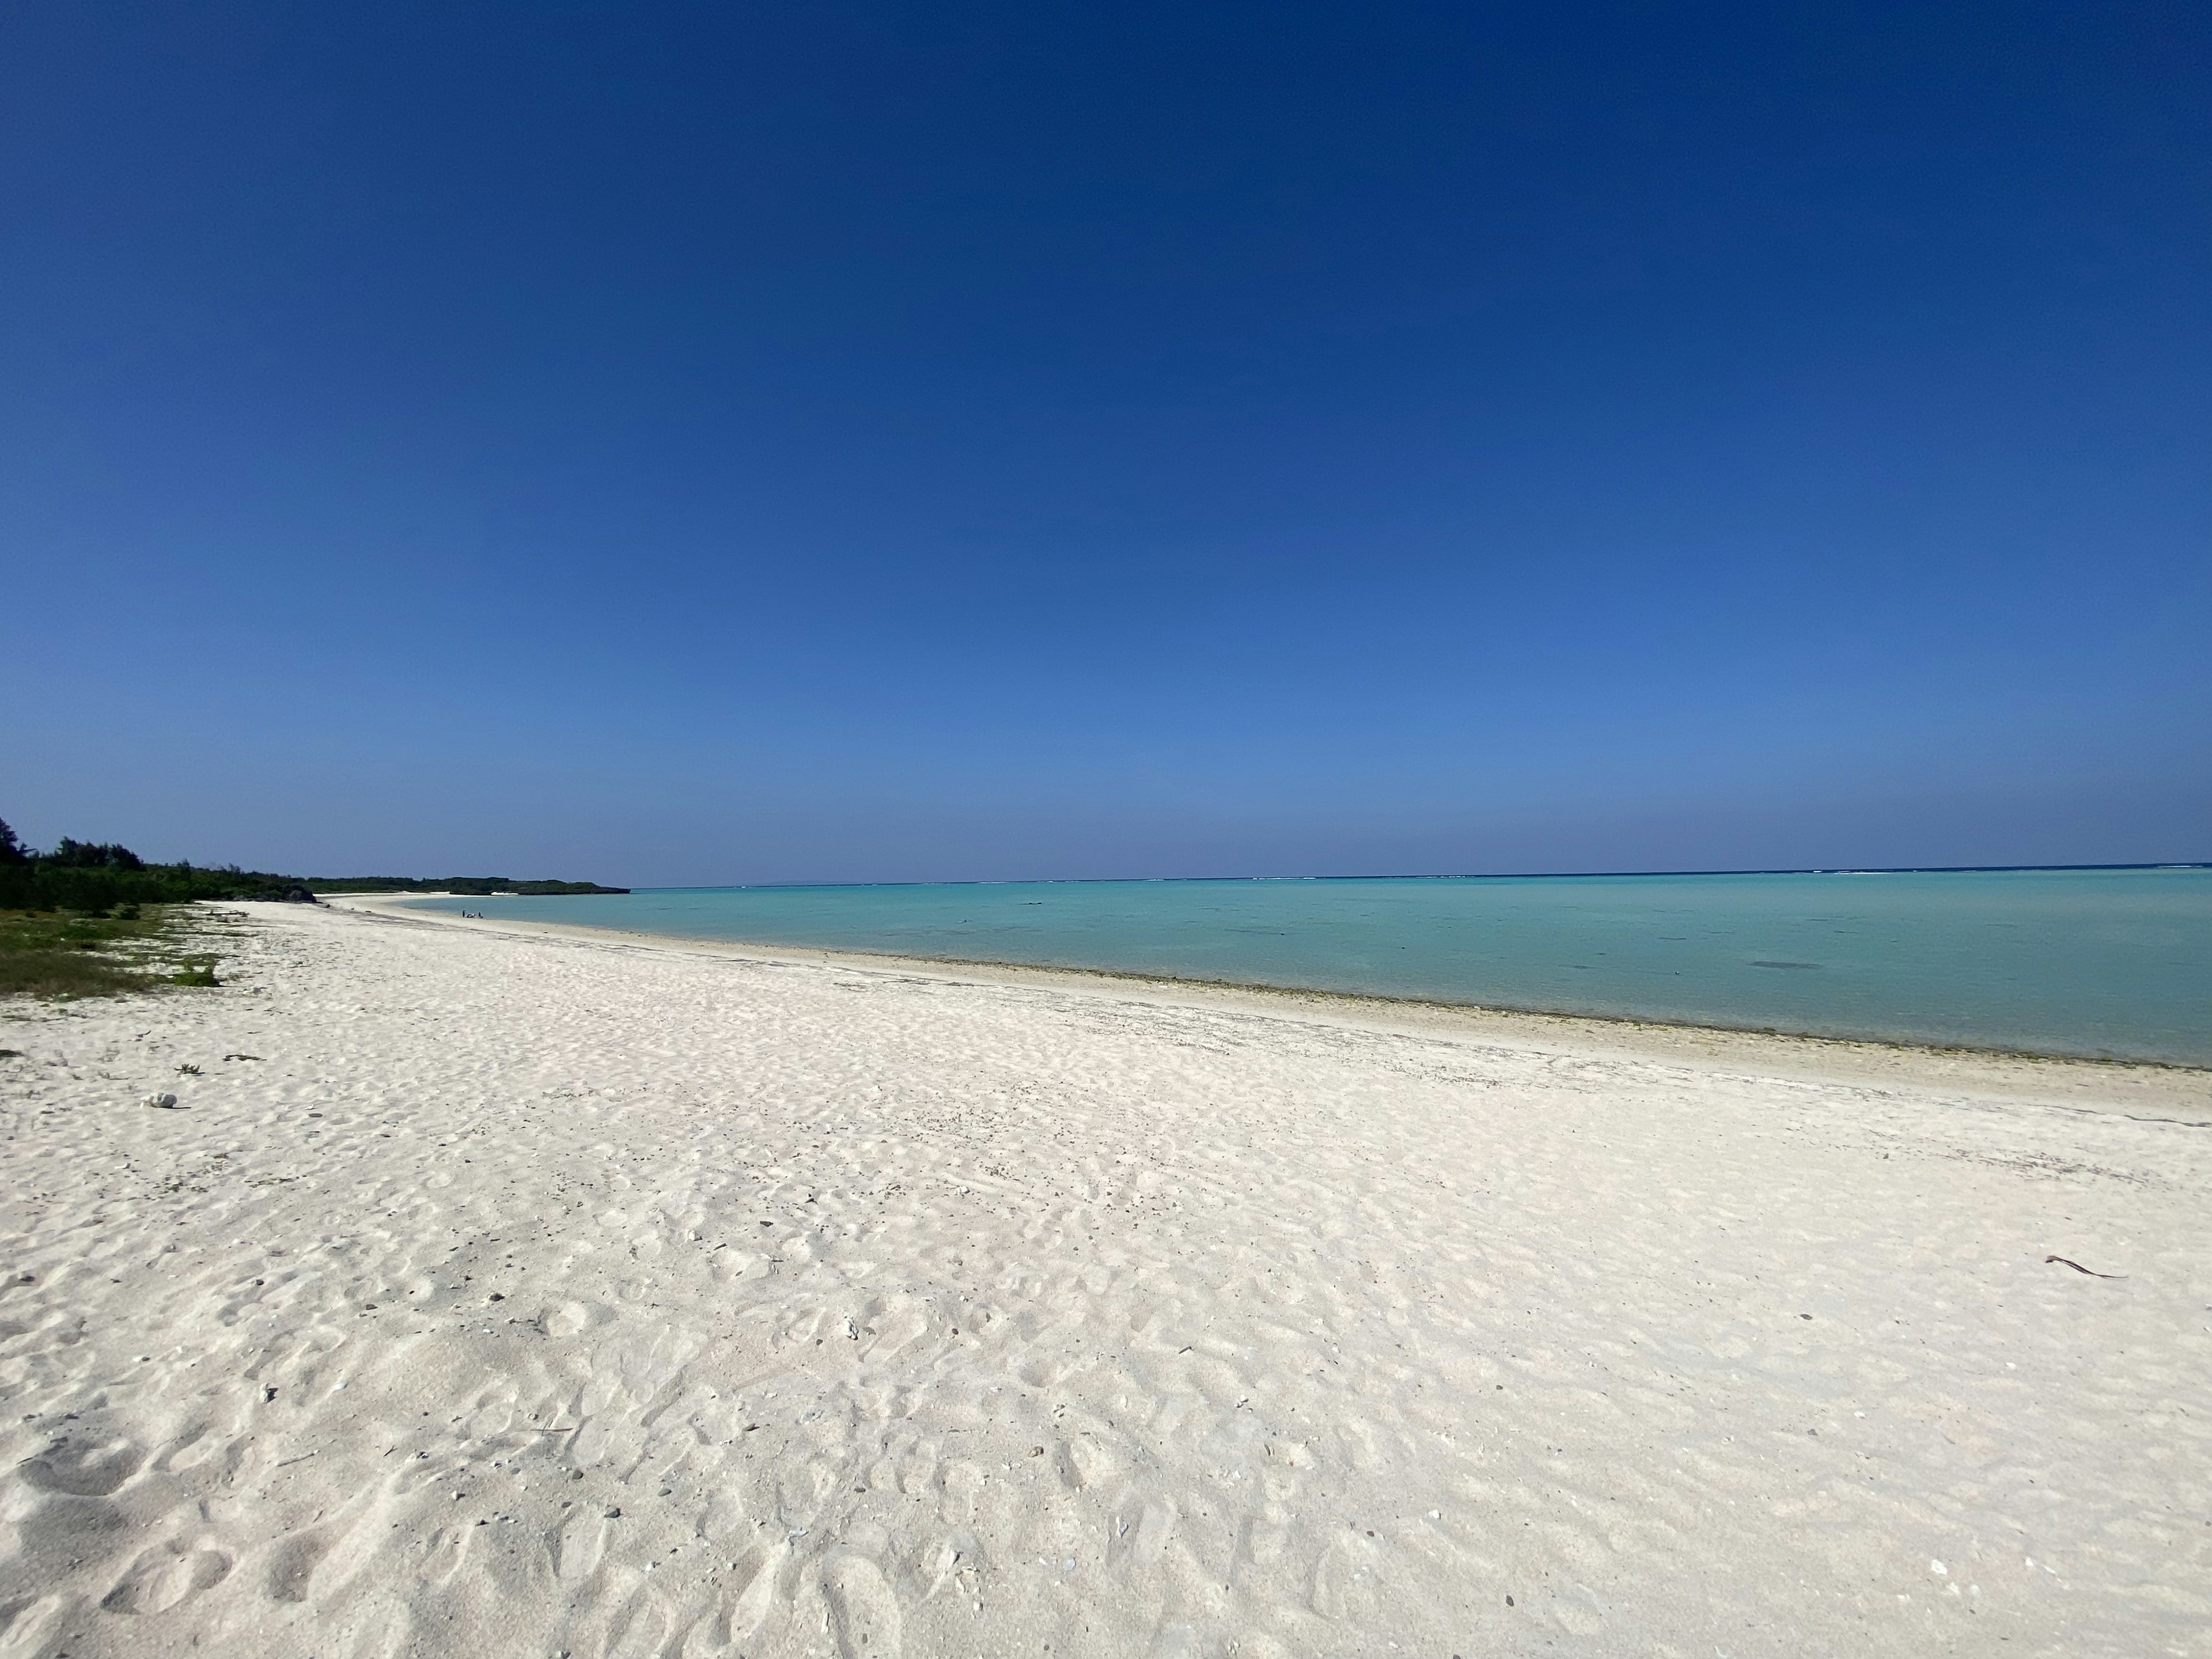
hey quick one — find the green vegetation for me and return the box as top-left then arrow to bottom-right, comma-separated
0,817 -> 625,999
0,906 -> 219,999
1,810 -> 630,1005
0,817 -> 314,910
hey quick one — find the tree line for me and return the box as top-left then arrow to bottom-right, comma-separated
0,820 -> 316,911
1,819 -> 624,912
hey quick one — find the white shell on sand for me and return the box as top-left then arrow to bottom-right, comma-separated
139,1090 -> 179,1109
2,899 -> 2205,1657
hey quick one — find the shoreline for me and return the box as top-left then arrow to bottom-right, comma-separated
328,892 -> 2212,1116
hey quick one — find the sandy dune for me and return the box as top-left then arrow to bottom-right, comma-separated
2,899 -> 2207,1658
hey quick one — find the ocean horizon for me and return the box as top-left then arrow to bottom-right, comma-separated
403,864 -> 2212,1067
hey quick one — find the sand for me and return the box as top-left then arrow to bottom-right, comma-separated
1,900 -> 2207,1659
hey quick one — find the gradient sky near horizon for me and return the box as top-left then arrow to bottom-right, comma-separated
4,2 -> 2207,885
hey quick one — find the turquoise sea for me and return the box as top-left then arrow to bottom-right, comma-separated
405,867 -> 2212,1067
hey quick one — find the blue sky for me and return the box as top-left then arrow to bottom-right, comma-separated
4,2 -> 2207,884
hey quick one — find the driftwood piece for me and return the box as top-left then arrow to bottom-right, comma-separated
2045,1255 -> 2124,1279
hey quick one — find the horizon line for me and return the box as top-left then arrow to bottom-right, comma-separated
631,859 -> 2212,893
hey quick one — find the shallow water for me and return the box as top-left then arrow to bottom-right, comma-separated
405,867 -> 2212,1065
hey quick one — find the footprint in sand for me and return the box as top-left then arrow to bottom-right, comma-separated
570,1416 -> 635,1469
777,1459 -> 835,1527
100,1542 -> 233,1614
419,1524 -> 472,1588
899,1531 -> 966,1604
725,1537 -> 786,1639
1127,1497 -> 1179,1567
19,1437 -> 145,1497
151,1421 -> 222,1474
555,1509 -> 608,1581
1027,1351 -> 1092,1389
895,1439 -> 938,1497
779,1306 -> 827,1350
1059,1437 -> 1113,1490
265,1528 -> 335,1603
0,1594 -> 69,1656
821,1555 -> 901,1658
539,1300 -> 604,1337
463,1388 -> 517,1439
861,1298 -> 929,1361
1240,1516 -> 1289,1569
934,1459 -> 982,1526
697,1487 -> 751,1544
604,1587 -> 675,1659
1308,1529 -> 1384,1620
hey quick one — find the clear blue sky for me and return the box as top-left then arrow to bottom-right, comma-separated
4,3 -> 2206,884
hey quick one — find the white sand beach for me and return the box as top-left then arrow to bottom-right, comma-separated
2,898 -> 2207,1659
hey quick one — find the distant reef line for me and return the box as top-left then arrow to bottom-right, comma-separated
310,877 -> 628,896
